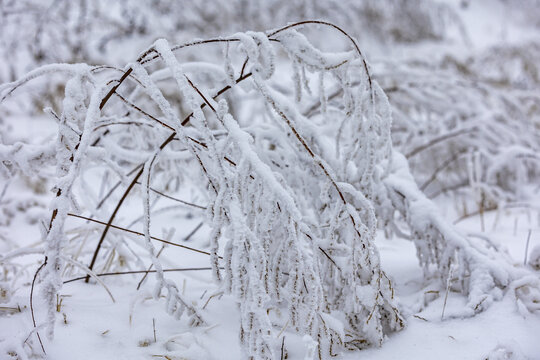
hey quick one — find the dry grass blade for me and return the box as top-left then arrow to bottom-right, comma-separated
60,255 -> 116,303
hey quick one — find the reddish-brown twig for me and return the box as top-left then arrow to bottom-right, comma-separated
86,71 -> 252,280
68,213 -> 215,257
30,257 -> 47,354
64,267 -> 216,284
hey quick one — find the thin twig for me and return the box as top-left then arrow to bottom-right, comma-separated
184,75 -> 216,114
184,221 -> 204,242
453,205 -> 497,225
136,221 -> 205,289
63,267 -> 215,284
406,128 -> 477,158
134,182 -> 206,210
420,151 -> 466,191
68,213 -> 215,257
136,245 -> 165,291
99,68 -> 133,110
114,92 -> 175,131
318,247 -> 341,272
96,164 -> 143,210
267,20 -> 373,95
280,336 -> 286,360
85,131 -> 175,282
30,257 -> 47,354
60,255 -> 116,303
87,71 -> 252,280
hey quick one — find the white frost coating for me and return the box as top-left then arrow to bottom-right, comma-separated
0,247 -> 45,263
5,20 -> 535,360
0,142 -> 56,178
40,65 -> 99,339
127,54 -> 211,327
153,39 -> 231,284
383,150 -> 538,314
319,71 -> 327,114
529,245 -> 540,270
223,113 -> 302,221
274,30 -> 354,71
247,33 -> 403,352
150,62 -> 227,84
222,42 -> 236,86
154,39 -> 206,111
230,32 -> 275,90
141,153 -> 204,326
0,63 -> 92,102
216,102 -> 324,358
234,32 -> 259,65
130,64 -> 185,134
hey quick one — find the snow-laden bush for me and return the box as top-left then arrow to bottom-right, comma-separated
0,0 -> 461,83
299,38 -> 540,208
1,21 -> 538,359
370,54 -> 540,207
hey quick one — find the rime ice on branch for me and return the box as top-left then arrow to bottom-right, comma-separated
1,20 -> 538,360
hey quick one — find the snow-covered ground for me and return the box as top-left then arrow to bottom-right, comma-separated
2,188 -> 539,359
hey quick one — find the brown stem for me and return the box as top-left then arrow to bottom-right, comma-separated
136,245 -> 165,291
420,150 -> 467,191
64,267 -> 216,284
68,212 -> 215,257
133,182 -> 206,209
136,221 -> 204,290
85,131 -> 176,282
86,72 -> 253,280
96,164 -> 143,210
99,67 -> 133,110
86,22 -> 357,281
267,20 -> 373,94
30,257 -> 47,354
405,128 -> 477,158
114,91 -> 175,131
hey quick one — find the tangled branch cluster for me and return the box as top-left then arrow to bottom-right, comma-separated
1,21 -> 539,359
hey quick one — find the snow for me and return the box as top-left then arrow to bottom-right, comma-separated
1,199 -> 538,359
1,1 -> 540,359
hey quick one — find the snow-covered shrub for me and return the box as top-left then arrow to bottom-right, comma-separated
1,20 -> 538,359
370,55 -> 540,206
0,0 -> 462,84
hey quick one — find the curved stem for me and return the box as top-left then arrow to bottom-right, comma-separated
84,131 -> 175,282
86,72 -> 252,280
64,267 -> 216,284
267,20 -> 373,93
87,21 -> 371,284
30,257 -> 47,354
69,213 -> 215,257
